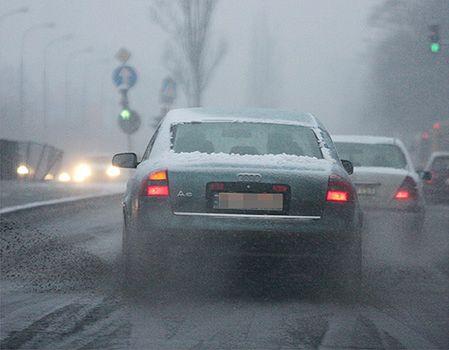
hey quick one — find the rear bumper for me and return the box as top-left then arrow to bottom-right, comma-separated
149,229 -> 355,259
127,199 -> 361,260
358,200 -> 425,214
362,206 -> 425,234
134,198 -> 359,235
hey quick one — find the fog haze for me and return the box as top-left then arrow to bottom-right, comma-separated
0,0 -> 380,156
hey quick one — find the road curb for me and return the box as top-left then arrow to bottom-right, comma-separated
0,192 -> 123,215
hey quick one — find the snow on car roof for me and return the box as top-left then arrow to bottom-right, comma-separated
430,151 -> 449,158
332,135 -> 400,145
166,108 -> 319,127
353,166 -> 411,176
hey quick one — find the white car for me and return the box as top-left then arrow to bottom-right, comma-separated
333,135 -> 427,233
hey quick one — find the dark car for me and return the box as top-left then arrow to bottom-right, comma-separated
423,152 -> 449,204
113,108 -> 363,298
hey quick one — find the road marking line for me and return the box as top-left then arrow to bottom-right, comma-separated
0,192 -> 122,215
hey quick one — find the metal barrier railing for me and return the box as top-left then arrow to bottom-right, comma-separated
0,139 -> 63,181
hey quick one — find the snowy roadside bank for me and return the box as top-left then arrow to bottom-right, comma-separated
0,180 -> 124,214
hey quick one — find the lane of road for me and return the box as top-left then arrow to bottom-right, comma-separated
1,196 -> 448,349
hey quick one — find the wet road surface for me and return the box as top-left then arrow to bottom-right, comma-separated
1,196 -> 448,349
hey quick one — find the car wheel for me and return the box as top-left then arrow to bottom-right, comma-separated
399,210 -> 425,238
332,230 -> 362,303
122,221 -> 142,295
410,217 -> 424,235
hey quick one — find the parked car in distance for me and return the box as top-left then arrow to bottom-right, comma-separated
113,108 -> 363,299
333,135 -> 429,234
423,151 -> 449,204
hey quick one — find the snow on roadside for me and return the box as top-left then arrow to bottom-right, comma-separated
0,180 -> 125,213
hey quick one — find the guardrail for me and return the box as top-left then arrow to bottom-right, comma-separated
0,139 -> 63,181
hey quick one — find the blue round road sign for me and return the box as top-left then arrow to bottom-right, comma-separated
160,77 -> 177,104
113,65 -> 137,88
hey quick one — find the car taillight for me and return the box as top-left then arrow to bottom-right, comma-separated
272,184 -> 289,193
147,185 -> 169,196
149,170 -> 167,180
143,169 -> 169,197
394,191 -> 410,200
208,182 -> 225,191
394,176 -> 417,200
326,190 -> 348,202
326,175 -> 353,202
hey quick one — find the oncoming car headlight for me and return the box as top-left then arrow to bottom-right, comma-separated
58,172 -> 71,182
106,165 -> 120,178
16,164 -> 30,176
73,163 -> 92,182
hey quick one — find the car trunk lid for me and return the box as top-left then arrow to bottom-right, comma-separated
350,166 -> 409,207
166,157 -> 331,217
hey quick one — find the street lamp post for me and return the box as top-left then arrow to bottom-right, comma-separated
94,58 -> 112,128
42,34 -> 73,134
19,22 -> 55,127
0,7 -> 28,125
82,57 -> 111,130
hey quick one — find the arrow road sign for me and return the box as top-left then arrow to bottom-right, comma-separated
160,77 -> 177,104
113,65 -> 137,89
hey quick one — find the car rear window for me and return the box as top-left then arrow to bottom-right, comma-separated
335,142 -> 407,169
171,122 -> 323,158
431,156 -> 449,171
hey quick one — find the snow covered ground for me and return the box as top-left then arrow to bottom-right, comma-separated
0,195 -> 448,349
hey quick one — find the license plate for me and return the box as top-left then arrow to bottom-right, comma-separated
356,185 -> 376,196
215,192 -> 283,211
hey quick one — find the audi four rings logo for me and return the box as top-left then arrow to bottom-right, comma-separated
237,173 -> 262,182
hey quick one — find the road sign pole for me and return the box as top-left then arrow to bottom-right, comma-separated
127,134 -> 132,152
122,88 -> 131,151
150,77 -> 177,127
112,51 -> 141,147
120,89 -> 129,108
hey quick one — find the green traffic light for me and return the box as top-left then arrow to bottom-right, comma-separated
120,109 -> 131,120
430,42 -> 441,53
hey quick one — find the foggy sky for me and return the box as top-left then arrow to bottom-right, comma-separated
0,0 -> 381,156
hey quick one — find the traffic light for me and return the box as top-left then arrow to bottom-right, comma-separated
117,109 -> 141,134
429,24 -> 441,53
120,108 -> 131,120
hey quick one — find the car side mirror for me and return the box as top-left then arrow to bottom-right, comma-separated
341,159 -> 354,175
417,170 -> 432,181
112,153 -> 138,169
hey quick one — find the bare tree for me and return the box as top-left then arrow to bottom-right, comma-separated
151,0 -> 227,107
247,15 -> 280,108
364,0 -> 449,136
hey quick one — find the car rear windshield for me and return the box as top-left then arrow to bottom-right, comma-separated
335,142 -> 407,169
431,156 -> 449,171
171,122 -> 323,158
